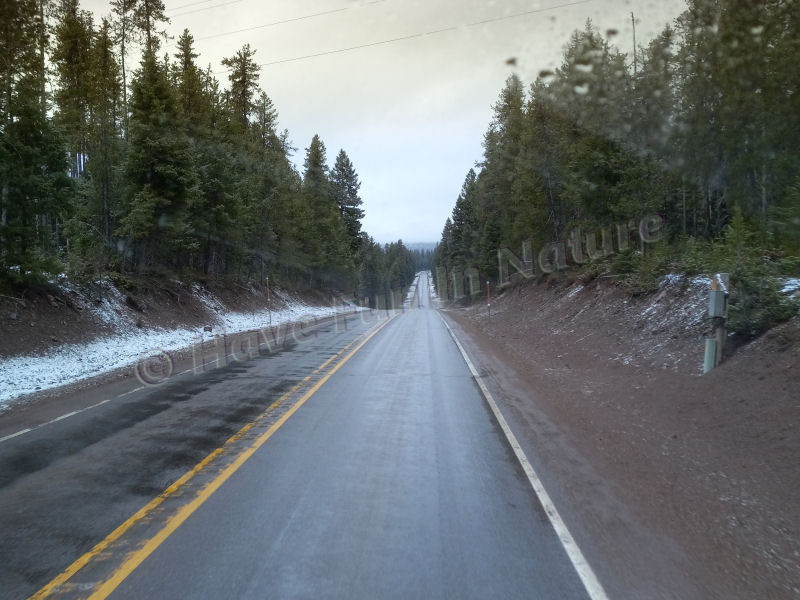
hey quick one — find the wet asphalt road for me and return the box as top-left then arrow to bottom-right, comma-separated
1,273 -> 592,599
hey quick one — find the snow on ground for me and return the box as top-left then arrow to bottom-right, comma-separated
781,278 -> 800,295
566,283 -> 584,299
0,293 -> 359,408
428,271 -> 439,300
404,273 -> 421,305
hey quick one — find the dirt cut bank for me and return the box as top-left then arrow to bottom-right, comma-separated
0,276 -> 358,409
445,274 -> 799,600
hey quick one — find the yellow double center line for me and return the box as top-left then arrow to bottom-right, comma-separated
31,313 -> 396,600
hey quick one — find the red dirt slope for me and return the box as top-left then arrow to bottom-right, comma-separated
446,275 -> 799,599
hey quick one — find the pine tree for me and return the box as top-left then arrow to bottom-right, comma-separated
251,92 -> 280,152
51,0 -> 94,178
0,0 -> 73,286
67,16 -> 124,277
117,49 -> 195,273
330,149 -> 365,253
173,29 -> 212,129
301,135 -> 331,274
673,0 -> 727,235
356,233 -> 384,306
449,169 -> 479,266
222,44 -> 260,134
131,0 -> 167,54
631,26 -> 676,158
110,0 -> 139,136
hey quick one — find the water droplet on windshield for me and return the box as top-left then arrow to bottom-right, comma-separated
750,25 -> 764,35
606,28 -> 618,38
574,62 -> 593,73
538,69 -> 555,83
573,83 -> 589,95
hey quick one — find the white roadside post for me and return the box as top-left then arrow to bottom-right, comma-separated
704,273 -> 729,373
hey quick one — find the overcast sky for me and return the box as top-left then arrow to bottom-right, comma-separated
83,0 -> 687,244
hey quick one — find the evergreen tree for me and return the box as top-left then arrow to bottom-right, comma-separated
222,44 -> 260,134
117,48 -> 195,273
132,0 -> 167,54
173,29 -> 211,129
251,92 -> 280,152
301,135 -> 348,282
1,0 -> 72,286
65,16 -> 124,278
449,169 -> 479,266
51,0 -> 94,178
110,0 -> 138,136
330,149 -> 365,253
631,26 -> 676,158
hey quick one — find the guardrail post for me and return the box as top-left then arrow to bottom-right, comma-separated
703,273 -> 729,373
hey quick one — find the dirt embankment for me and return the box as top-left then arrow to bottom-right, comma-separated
447,274 -> 799,599
0,277 -> 339,359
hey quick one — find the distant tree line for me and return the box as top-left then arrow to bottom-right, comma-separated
0,0 -> 416,300
434,0 -> 800,302
412,248 -> 433,272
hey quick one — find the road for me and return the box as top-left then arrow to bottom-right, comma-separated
1,272 -> 599,599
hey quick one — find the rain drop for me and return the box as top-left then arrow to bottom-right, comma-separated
573,83 -> 589,95
750,25 -> 764,35
574,62 -> 593,73
538,69 -> 555,83
606,28 -> 618,38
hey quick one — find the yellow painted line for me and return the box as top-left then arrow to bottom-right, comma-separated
30,338 -> 354,600
31,314 -> 395,600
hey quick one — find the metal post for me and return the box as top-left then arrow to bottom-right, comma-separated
266,276 -> 272,327
703,273 -> 729,373
487,280 -> 491,320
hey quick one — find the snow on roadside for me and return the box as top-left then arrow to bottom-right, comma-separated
781,278 -> 800,295
404,273 -> 421,305
0,295 -> 358,408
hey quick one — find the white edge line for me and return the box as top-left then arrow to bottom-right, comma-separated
438,312 -> 611,600
48,410 -> 79,423
0,428 -> 32,443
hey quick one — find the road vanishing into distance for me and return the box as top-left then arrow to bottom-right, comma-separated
0,272 -> 601,600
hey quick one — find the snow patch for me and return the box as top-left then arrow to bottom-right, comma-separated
566,284 -> 584,299
781,278 -> 800,295
661,273 -> 685,287
0,290 -> 361,408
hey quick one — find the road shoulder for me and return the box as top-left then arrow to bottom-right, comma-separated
441,308 -> 705,600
